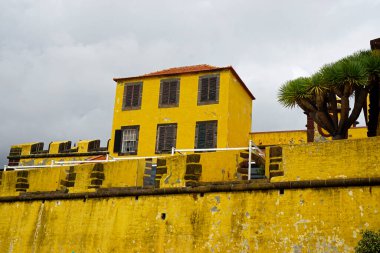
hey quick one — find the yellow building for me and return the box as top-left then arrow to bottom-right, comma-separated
109,64 -> 255,157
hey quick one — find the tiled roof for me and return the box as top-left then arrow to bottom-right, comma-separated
143,64 -> 220,76
113,64 -> 255,99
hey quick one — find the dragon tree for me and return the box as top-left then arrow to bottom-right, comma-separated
278,50 -> 380,140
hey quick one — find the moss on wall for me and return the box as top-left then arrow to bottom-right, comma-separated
0,186 -> 378,252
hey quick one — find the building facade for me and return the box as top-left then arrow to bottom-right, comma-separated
109,65 -> 255,157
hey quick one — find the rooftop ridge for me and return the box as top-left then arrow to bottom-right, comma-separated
113,64 -> 255,99
143,64 -> 221,76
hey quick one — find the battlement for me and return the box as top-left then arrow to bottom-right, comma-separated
7,139 -> 109,167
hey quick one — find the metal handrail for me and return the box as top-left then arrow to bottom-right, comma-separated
4,141 -> 264,172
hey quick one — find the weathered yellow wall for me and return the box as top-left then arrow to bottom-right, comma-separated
9,140 -> 107,167
251,130 -> 307,146
348,127 -> 367,139
1,137 -> 380,252
198,151 -> 240,182
271,136 -> 380,182
109,69 -> 252,157
227,74 -> 252,147
19,156 -> 97,166
0,186 -> 378,252
0,160 -> 146,196
251,127 -> 368,147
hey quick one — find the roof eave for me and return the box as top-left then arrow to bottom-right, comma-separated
113,66 -> 255,100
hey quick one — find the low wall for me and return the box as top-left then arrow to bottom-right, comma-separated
0,137 -> 379,252
1,151 -> 244,195
0,185 -> 378,252
270,136 -> 380,182
251,127 -> 368,147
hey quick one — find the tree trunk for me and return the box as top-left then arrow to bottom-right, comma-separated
332,132 -> 348,140
347,87 -> 368,129
368,75 -> 379,137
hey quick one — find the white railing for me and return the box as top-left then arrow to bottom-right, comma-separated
171,140 -> 263,180
4,140 -> 264,179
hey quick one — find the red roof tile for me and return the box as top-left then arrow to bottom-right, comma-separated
113,64 -> 255,99
143,64 -> 220,76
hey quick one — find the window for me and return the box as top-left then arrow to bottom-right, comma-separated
9,147 -> 22,156
122,82 -> 143,110
156,124 -> 177,153
159,78 -> 180,107
30,142 -> 44,154
113,126 -> 140,155
121,126 -> 139,154
58,141 -> 71,153
198,74 -> 219,105
195,121 -> 217,149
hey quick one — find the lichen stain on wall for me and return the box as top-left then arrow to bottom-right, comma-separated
0,186 -> 378,252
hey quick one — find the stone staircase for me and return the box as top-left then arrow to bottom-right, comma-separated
237,151 -> 266,180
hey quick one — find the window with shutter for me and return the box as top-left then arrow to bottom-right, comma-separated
113,130 -> 122,153
195,121 -> 217,149
198,74 -> 219,105
119,126 -> 140,155
155,124 -> 177,153
9,147 -> 22,156
122,82 -> 143,110
159,79 -> 180,107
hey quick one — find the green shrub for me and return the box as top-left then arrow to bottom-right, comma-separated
355,230 -> 380,253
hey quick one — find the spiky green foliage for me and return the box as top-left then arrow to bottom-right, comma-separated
278,77 -> 311,108
278,50 -> 380,140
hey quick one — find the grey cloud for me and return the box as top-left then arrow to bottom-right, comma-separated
0,0 -> 379,165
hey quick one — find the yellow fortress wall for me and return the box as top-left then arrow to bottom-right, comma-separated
0,186 -> 379,252
251,127 -> 368,147
0,137 -> 379,252
270,136 -> 380,182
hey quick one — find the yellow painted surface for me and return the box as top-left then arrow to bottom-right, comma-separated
198,151 -> 240,182
48,141 -> 69,154
0,137 -> 379,251
251,130 -> 307,146
102,160 -> 146,188
0,187 -> 378,252
19,156 -> 96,166
348,127 -> 367,139
27,168 -> 63,192
159,155 -> 187,188
109,69 -> 252,157
10,142 -> 40,156
251,127 -> 368,147
0,172 -> 18,197
271,136 -> 380,182
227,74 -> 252,147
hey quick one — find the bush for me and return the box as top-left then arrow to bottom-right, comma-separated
355,230 -> 380,253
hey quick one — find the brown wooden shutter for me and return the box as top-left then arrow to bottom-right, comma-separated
208,77 -> 217,101
159,81 -> 164,105
125,85 -> 133,108
197,123 -> 207,148
205,122 -> 217,148
169,81 -> 177,104
200,78 -> 209,102
156,124 -> 177,153
157,126 -> 166,152
132,84 -> 140,107
162,82 -> 170,105
165,125 -> 175,150
195,121 -> 217,149
113,130 -> 122,153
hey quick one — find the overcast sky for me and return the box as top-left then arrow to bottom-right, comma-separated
0,0 -> 379,165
